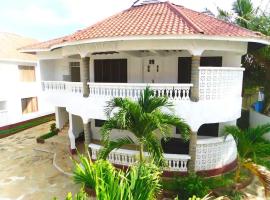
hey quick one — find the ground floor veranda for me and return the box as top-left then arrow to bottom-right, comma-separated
55,106 -> 238,176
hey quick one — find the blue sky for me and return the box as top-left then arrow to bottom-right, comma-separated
0,0 -> 266,41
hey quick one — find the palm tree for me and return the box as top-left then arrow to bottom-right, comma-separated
99,87 -> 191,166
224,124 -> 270,196
217,0 -> 270,113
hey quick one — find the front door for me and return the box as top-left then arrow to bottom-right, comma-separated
143,58 -> 161,83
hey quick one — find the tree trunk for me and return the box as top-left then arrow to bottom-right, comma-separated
139,143 -> 144,162
188,132 -> 197,173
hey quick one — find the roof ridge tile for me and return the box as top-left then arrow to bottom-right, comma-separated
165,1 -> 204,34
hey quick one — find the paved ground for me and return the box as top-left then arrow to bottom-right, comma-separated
0,122 -> 80,200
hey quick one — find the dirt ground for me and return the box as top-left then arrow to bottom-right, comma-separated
0,122 -> 80,200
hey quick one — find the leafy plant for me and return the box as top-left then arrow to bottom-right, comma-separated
53,188 -> 88,200
50,123 -> 59,135
99,87 -> 191,166
171,173 -> 210,200
73,153 -> 162,200
225,124 -> 270,197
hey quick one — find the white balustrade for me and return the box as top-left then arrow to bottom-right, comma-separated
89,143 -> 190,172
41,81 -> 83,94
195,135 -> 237,171
88,83 -> 192,101
199,67 -> 244,101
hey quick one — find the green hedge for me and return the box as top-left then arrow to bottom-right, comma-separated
0,115 -> 54,136
38,131 -> 58,140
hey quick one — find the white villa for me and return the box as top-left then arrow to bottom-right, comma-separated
21,1 -> 269,176
0,33 -> 53,128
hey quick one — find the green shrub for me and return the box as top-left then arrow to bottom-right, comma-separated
165,173 -> 210,200
38,131 -> 57,140
73,153 -> 162,200
50,123 -> 59,134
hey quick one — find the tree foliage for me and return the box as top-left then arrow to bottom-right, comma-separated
217,0 -> 270,112
99,87 -> 191,166
224,124 -> 270,197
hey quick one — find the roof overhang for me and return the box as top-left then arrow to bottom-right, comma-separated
20,34 -> 270,53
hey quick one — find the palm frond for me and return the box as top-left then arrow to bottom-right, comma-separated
158,113 -> 191,141
138,86 -> 173,113
144,134 -> 166,166
98,137 -> 135,160
243,161 -> 270,198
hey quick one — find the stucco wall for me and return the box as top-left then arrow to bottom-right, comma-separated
250,109 -> 270,140
0,60 -> 54,126
43,50 -> 242,84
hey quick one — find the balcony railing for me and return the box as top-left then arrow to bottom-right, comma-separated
89,143 -> 190,172
199,67 -> 244,101
41,81 -> 192,101
41,81 -> 83,95
41,67 -> 244,101
196,135 -> 237,171
88,83 -> 192,100
89,135 -> 237,172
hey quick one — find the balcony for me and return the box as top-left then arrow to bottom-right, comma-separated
89,135 -> 237,173
41,67 -> 244,128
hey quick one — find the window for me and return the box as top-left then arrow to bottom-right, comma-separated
178,56 -> 222,83
94,59 -> 127,83
69,62 -> 81,82
69,62 -> 80,67
19,66 -> 36,82
95,119 -> 106,127
21,97 -> 38,114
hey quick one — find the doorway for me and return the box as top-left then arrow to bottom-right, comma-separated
143,58 -> 161,83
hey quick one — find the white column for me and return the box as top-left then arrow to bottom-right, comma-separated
190,56 -> 201,102
188,131 -> 197,173
68,113 -> 76,150
81,57 -> 90,97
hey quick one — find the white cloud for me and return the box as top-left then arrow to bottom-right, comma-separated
0,0 -> 265,40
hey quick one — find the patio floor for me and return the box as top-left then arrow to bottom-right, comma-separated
0,122 -> 81,200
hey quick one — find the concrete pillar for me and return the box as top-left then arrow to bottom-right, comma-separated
55,106 -> 68,129
190,56 -> 201,102
81,57 -> 90,97
68,113 -> 76,153
188,131 -> 197,173
83,121 -> 92,148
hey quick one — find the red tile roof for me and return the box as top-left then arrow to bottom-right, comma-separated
22,1 -> 265,51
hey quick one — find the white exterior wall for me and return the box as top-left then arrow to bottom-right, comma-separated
44,50 -> 242,84
0,60 -> 54,127
250,109 -> 270,141
55,107 -> 68,129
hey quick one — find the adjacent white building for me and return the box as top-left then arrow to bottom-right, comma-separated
0,32 -> 53,127
21,1 -> 269,176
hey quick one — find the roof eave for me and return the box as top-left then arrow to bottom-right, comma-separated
20,34 -> 270,53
